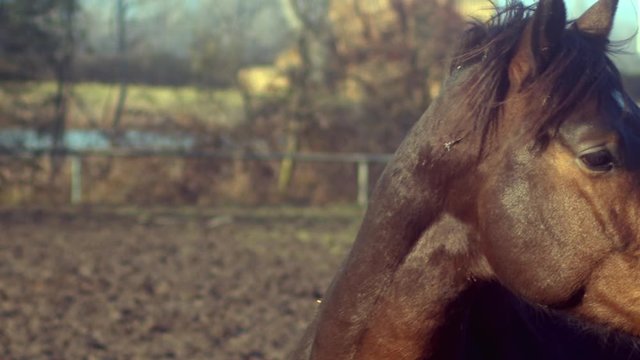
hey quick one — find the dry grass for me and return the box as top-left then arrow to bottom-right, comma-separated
0,82 -> 245,130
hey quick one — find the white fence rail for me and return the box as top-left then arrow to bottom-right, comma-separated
3,149 -> 394,206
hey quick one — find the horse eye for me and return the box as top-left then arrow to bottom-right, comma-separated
579,149 -> 615,172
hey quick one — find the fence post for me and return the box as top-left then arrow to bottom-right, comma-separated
357,158 -> 369,206
70,155 -> 83,205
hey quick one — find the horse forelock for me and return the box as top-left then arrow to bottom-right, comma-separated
525,30 -> 631,145
448,1 -> 633,155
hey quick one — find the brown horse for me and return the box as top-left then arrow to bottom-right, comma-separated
292,0 -> 640,359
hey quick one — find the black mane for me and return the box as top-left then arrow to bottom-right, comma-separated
449,1 -> 635,152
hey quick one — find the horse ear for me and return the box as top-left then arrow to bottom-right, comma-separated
509,0 -> 567,88
575,0 -> 618,38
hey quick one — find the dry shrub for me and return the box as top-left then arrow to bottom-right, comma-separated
82,157 -> 272,206
0,156 -> 73,205
286,162 -> 357,205
0,153 -> 374,206
85,157 -> 188,205
180,158 -> 277,206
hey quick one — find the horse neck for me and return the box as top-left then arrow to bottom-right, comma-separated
348,103 -> 491,356
352,212 -> 487,358
304,103 -> 488,359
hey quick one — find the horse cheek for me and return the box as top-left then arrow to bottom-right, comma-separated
477,171 -> 548,299
478,164 -> 608,305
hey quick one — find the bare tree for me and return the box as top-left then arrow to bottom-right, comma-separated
49,0 -> 79,179
111,0 -> 128,131
277,0 -> 337,194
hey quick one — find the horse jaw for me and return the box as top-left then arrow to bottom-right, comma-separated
575,231 -> 640,336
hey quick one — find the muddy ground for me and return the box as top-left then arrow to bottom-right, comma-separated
0,206 -> 361,359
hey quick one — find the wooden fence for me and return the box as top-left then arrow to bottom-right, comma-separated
6,149 -> 394,206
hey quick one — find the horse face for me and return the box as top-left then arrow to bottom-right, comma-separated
476,0 -> 640,336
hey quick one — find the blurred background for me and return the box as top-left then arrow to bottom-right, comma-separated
0,0 -> 638,359
0,0 -> 638,206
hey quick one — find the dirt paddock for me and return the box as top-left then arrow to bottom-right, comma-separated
0,206 -> 360,359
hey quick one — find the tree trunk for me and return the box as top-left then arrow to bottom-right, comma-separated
112,0 -> 128,131
277,123 -> 299,194
49,0 -> 76,182
276,0 -> 335,196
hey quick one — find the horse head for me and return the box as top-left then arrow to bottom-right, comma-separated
293,0 -> 640,358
